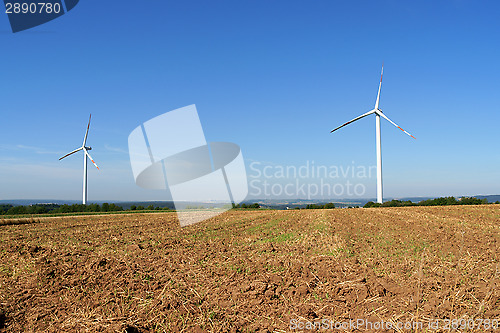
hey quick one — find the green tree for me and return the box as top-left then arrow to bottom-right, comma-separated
58,204 -> 71,213
86,204 -> 100,212
109,204 -> 122,211
324,202 -> 335,209
0,204 -> 13,214
6,206 -> 27,215
364,201 -> 381,208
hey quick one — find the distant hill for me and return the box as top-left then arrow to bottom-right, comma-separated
0,199 -> 177,210
1,194 -> 498,209
475,195 -> 500,203
253,195 -> 500,209
0,199 -> 82,206
116,201 -> 175,210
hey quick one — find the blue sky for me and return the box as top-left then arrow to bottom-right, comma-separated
0,0 -> 499,202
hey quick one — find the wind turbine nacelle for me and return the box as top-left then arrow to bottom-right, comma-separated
85,147 -> 92,151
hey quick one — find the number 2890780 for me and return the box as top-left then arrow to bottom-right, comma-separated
5,2 -> 62,14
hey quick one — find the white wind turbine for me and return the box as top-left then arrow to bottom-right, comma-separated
330,66 -> 415,203
59,114 -> 99,205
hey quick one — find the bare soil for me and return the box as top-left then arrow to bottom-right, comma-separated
0,205 -> 499,332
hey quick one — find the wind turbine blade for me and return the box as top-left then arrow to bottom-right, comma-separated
83,114 -> 91,147
59,147 -> 83,160
84,148 -> 99,170
374,64 -> 384,110
330,109 -> 376,133
376,110 -> 416,139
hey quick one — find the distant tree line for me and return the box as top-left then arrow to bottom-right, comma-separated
301,203 -> 336,209
0,202 -> 182,216
364,196 -> 492,208
1,204 -> 15,214
0,203 -> 128,216
56,203 -> 123,213
2,197 -> 496,216
0,203 -> 59,215
232,203 -> 260,209
130,205 -> 171,211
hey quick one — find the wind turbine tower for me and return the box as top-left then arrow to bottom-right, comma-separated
330,66 -> 415,203
59,114 -> 99,205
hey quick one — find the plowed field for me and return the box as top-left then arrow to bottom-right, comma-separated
1,205 -> 499,332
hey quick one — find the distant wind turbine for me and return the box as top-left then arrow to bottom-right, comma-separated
330,66 -> 415,204
59,114 -> 99,205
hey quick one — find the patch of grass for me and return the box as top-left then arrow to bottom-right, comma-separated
229,264 -> 247,274
410,240 -> 431,257
260,232 -> 297,244
312,222 -> 329,232
325,247 -> 355,258
246,217 -> 286,233
264,263 -> 286,273
272,232 -> 296,243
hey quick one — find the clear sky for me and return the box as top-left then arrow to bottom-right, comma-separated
1,0 -> 499,202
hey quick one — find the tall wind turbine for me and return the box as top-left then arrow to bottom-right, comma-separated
330,66 -> 415,203
59,114 -> 99,205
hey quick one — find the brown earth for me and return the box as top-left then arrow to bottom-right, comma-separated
0,205 -> 499,332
